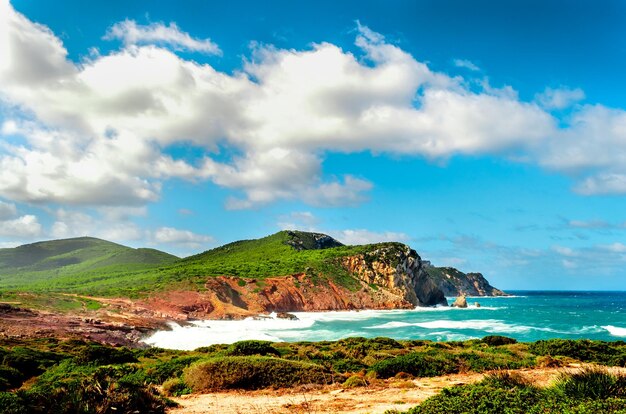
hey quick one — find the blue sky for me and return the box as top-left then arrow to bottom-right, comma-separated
1,0 -> 626,290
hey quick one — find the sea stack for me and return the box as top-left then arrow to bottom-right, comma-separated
452,295 -> 468,308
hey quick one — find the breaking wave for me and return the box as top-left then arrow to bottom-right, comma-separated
603,325 -> 626,337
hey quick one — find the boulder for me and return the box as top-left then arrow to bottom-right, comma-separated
451,295 -> 468,308
276,312 -> 299,320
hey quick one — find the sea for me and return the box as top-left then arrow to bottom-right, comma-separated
143,291 -> 626,350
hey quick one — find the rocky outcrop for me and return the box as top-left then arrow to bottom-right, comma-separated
341,244 -> 447,307
285,230 -> 344,251
428,267 -> 507,297
451,295 -> 468,308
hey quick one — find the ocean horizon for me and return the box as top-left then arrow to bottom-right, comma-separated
144,290 -> 626,350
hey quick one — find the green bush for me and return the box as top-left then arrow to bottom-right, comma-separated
343,375 -> 367,388
405,383 -> 542,414
480,370 -> 532,389
481,335 -> 517,346
24,361 -> 173,413
141,355 -> 201,384
0,391 -> 28,414
553,367 -> 626,400
73,344 -> 138,366
369,353 -> 457,379
184,356 -> 330,391
528,339 -> 626,366
2,348 -> 64,379
225,340 -> 280,357
0,366 -> 23,391
162,377 -> 192,397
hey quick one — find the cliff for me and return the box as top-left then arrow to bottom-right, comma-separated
426,266 -> 508,296
340,243 -> 446,307
139,233 -> 448,319
0,231 -> 505,323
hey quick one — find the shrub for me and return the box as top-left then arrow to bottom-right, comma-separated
481,335 -> 517,346
141,356 -> 201,384
405,383 -> 543,414
369,353 -> 458,379
184,356 -> 330,391
343,375 -> 367,388
24,361 -> 173,413
225,340 -> 280,357
162,378 -> 192,397
480,370 -> 532,389
0,366 -> 23,391
553,367 -> 626,400
73,344 -> 138,366
2,348 -> 64,379
0,391 -> 28,414
528,339 -> 626,366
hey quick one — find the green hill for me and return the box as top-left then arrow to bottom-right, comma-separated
0,237 -> 178,292
0,231 -> 501,303
0,231 -> 397,297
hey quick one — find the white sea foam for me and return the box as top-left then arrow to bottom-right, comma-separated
365,318 -> 579,335
602,325 -> 626,337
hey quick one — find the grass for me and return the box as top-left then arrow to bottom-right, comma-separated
0,237 -> 178,299
0,231 -> 414,300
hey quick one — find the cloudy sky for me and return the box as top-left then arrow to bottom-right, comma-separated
1,0 -> 626,290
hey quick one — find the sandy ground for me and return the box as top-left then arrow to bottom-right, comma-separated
170,366 -> 626,414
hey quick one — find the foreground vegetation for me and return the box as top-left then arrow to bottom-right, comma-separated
1,336 -> 625,413
387,368 -> 626,414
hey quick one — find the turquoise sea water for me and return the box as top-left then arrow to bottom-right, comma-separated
145,291 -> 626,350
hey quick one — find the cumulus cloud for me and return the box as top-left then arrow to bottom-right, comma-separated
536,87 -> 585,110
104,20 -> 221,55
152,227 -> 214,244
277,211 -> 319,230
49,208 -> 213,253
332,229 -> 410,245
3,0 -> 626,211
0,200 -> 17,220
0,214 -> 42,238
453,59 -> 480,71
51,208 -> 144,241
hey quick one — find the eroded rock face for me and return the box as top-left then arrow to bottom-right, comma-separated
431,268 -> 507,297
451,295 -> 468,308
341,244 -> 447,307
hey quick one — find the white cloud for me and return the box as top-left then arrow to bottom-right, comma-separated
331,229 -> 410,245
601,242 -> 626,253
3,1 -> 626,210
536,87 -> 585,110
562,259 -> 577,269
574,173 -> 626,196
277,211 -> 319,231
152,227 -> 213,244
568,219 -> 610,229
0,214 -> 42,238
453,59 -> 480,71
553,245 -> 578,257
104,19 -> 221,55
51,208 -> 144,241
0,200 -> 17,220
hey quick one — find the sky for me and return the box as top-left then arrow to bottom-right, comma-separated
1,0 -> 626,290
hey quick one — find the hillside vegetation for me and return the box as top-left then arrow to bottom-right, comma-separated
0,231 -> 408,297
0,237 -> 178,295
